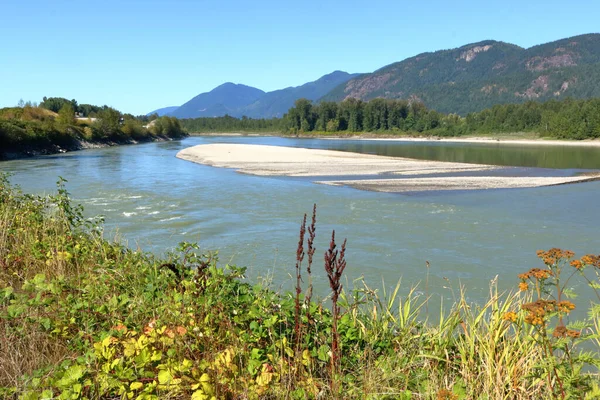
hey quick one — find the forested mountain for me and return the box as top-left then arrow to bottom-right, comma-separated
237,71 -> 359,118
169,83 -> 265,119
155,71 -> 357,119
146,106 -> 179,117
322,34 -> 600,115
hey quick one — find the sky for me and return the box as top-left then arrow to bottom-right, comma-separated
1,0 -> 598,115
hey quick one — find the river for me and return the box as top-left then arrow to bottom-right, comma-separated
2,136 -> 600,305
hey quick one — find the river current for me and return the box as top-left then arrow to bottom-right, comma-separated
3,136 -> 600,304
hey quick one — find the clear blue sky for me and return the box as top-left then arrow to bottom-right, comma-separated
1,0 -> 598,115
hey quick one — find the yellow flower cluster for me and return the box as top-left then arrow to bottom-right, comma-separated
536,248 -> 575,266
570,260 -> 583,269
502,311 -> 518,322
518,268 -> 553,281
557,300 -> 576,313
581,254 -> 600,268
521,300 -> 557,326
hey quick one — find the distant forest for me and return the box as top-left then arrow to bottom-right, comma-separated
180,97 -> 600,140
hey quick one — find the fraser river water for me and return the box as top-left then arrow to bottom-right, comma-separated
3,136 -> 600,305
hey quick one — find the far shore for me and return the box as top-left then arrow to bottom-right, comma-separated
190,131 -> 600,147
176,143 -> 600,193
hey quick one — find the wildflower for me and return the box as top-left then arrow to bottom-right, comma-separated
581,254 -> 600,267
524,314 -> 544,325
111,324 -> 128,333
518,272 -> 530,280
570,260 -> 583,270
522,300 -> 556,326
530,268 -> 552,280
502,311 -> 518,322
519,282 -> 529,291
553,326 -> 567,338
536,250 -> 544,257
563,250 -> 575,259
567,329 -> 581,339
557,300 -> 576,313
144,319 -> 157,335
436,389 -> 458,400
581,255 -> 595,264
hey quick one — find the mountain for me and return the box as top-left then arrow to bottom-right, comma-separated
322,34 -> 600,115
146,106 -> 179,117
156,71 -> 358,119
170,83 -> 265,119
237,71 -> 360,118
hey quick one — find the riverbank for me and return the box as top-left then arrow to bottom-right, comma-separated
0,135 -> 181,161
177,143 -> 600,193
2,176 -> 599,398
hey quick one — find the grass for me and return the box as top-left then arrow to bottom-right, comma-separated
1,174 -> 600,399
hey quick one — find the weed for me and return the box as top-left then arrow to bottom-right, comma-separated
2,176 -> 600,399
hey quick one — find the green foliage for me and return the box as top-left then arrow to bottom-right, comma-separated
282,96 -> 600,140
1,176 -> 600,398
40,97 -> 76,114
92,107 -> 122,139
179,114 -> 282,134
56,103 -> 75,129
149,116 -> 186,138
0,98 -> 188,158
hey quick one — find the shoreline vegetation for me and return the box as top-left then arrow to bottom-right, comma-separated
2,175 -> 600,398
0,100 -> 187,161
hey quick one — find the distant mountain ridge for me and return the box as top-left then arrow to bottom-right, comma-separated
170,83 -> 265,119
147,106 -> 179,117
238,71 -> 360,118
152,71 -> 358,119
150,34 -> 600,118
322,34 -> 600,114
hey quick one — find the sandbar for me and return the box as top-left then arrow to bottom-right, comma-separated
176,144 -> 600,193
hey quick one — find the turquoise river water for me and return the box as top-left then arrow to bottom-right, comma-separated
2,136 -> 600,306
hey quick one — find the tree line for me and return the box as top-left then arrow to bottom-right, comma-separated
178,96 -> 600,140
179,114 -> 283,133
38,96 -> 155,122
284,97 -> 600,139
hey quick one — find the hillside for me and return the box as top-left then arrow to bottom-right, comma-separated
170,83 -> 265,119
237,71 -> 359,118
322,34 -> 600,115
146,106 -> 179,117
156,71 -> 357,119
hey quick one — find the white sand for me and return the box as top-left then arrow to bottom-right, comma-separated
318,176 -> 600,193
177,144 -> 498,177
176,144 -> 600,193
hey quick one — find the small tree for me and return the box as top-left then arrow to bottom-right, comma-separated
57,103 -> 75,131
93,107 -> 122,139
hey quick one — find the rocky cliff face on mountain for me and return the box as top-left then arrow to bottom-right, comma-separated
322,34 -> 600,115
